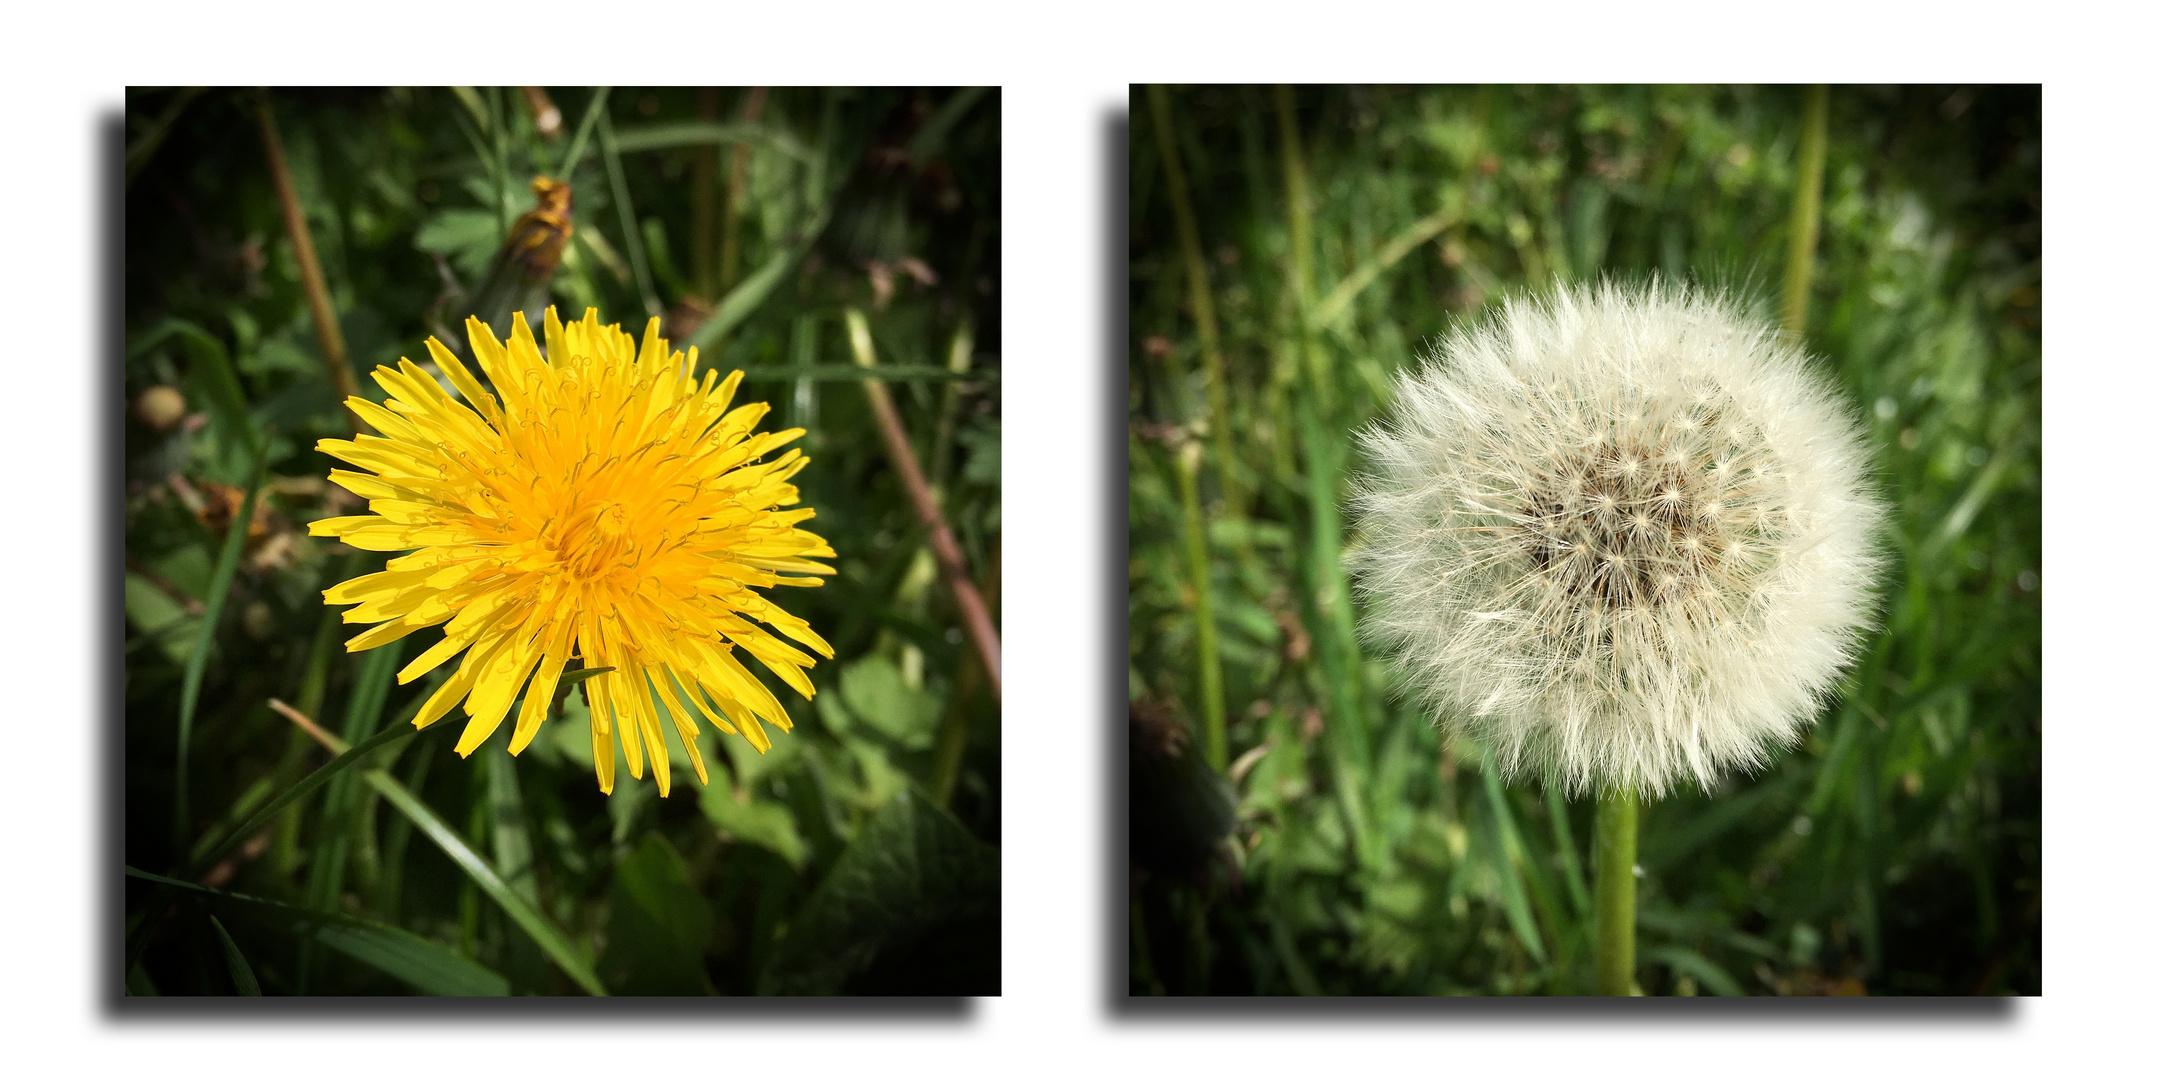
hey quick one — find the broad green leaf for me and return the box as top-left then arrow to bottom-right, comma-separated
123,572 -> 199,668
839,655 -> 940,751
760,788 -> 998,995
600,834 -> 714,995
698,784 -> 807,869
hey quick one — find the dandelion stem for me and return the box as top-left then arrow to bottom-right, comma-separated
930,542 -> 997,808
845,309 -> 1002,700
1175,441 -> 1227,772
1146,85 -> 1242,518
1594,788 -> 1639,995
1781,85 -> 1830,339
256,91 -> 360,437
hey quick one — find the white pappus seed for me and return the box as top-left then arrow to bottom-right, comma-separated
1348,281 -> 1885,798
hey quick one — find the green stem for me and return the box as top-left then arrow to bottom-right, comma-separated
1174,442 -> 1227,772
1781,85 -> 1829,338
1594,788 -> 1638,995
1147,85 -> 1242,518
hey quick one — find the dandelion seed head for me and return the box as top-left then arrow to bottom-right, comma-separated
1350,282 -> 1884,798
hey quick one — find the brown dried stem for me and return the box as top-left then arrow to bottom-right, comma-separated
256,91 -> 362,438
845,309 -> 1001,702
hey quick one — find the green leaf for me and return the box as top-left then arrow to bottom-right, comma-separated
555,665 -> 615,688
122,572 -> 199,668
839,655 -> 940,751
1475,770 -> 1548,965
173,446 -> 267,853
414,208 -> 501,280
209,916 -> 261,995
600,834 -> 714,995
760,788 -> 998,995
1642,946 -> 1746,997
698,784 -> 807,870
126,867 -> 507,996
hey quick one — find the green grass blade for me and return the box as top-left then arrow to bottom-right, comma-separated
127,317 -> 260,468
554,665 -> 615,689
906,87 -> 990,162
366,768 -> 608,995
1545,785 -> 1591,919
209,916 -> 261,995
556,87 -> 611,178
127,717 -> 430,979
189,718 -> 421,875
1311,207 -> 1456,330
300,640 -> 405,991
126,87 -> 207,185
127,867 -> 508,996
682,200 -> 831,356
173,444 -> 268,852
737,364 -> 999,383
597,111 -> 661,319
487,750 -> 548,991
609,119 -> 810,161
1780,85 -> 1829,337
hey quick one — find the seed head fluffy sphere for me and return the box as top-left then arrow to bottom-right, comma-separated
1350,283 -> 1884,798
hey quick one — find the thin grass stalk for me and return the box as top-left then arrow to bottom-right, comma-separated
720,87 -> 770,295
1146,85 -> 1242,518
172,446 -> 267,854
1594,788 -> 1638,995
691,87 -> 720,298
557,87 -> 611,179
928,320 -> 975,498
256,92 -> 360,437
1546,785 -> 1592,919
1276,85 -> 1377,872
598,111 -> 662,319
1175,441 -> 1228,771
1781,85 -> 1830,338
929,543 -> 997,807
488,87 -> 512,240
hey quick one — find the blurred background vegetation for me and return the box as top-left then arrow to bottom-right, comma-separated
1127,85 -> 2037,996
123,86 -> 1000,996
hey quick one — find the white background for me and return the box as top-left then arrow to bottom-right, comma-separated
7,2 -> 2146,1075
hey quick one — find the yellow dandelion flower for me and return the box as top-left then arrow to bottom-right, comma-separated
308,307 -> 835,795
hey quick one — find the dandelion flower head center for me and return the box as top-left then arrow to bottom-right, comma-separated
1509,379 -> 1788,627
308,308 -> 837,796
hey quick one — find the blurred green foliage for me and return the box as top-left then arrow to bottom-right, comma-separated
123,86 -> 1000,996
1128,85 -> 2038,996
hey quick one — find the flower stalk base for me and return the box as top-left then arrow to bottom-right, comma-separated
1594,789 -> 1638,996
